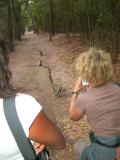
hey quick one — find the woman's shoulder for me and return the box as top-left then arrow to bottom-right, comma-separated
15,93 -> 42,110
111,82 -> 120,88
107,83 -> 120,93
15,93 -> 35,100
15,93 -> 41,103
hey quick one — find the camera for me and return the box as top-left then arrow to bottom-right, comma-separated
82,80 -> 89,86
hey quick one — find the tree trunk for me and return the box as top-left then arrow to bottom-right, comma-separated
48,0 -> 55,41
11,0 -> 22,41
85,7 -> 90,40
7,0 -> 14,51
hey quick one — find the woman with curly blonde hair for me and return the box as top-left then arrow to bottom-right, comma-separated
69,48 -> 120,160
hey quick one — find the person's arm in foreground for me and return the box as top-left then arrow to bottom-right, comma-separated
69,77 -> 83,121
29,110 -> 66,151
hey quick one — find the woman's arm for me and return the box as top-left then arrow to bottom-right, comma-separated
29,110 -> 66,150
69,77 -> 83,121
69,93 -> 81,121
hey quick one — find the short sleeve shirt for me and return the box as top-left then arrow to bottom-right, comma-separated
0,93 -> 42,160
75,83 -> 120,136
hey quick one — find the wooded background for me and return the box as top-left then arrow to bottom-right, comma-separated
0,0 -> 120,63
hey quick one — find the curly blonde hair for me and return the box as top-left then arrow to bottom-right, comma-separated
75,48 -> 113,84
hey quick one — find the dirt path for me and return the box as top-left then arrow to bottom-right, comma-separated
10,32 -> 89,160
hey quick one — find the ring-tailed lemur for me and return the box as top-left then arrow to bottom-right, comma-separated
38,50 -> 62,97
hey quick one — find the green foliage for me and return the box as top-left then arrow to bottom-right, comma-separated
0,0 -> 119,61
27,0 -> 120,61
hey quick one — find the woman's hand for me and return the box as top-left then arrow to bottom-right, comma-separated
73,77 -> 83,92
34,143 -> 46,155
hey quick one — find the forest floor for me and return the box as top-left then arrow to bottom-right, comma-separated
9,32 -> 120,160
